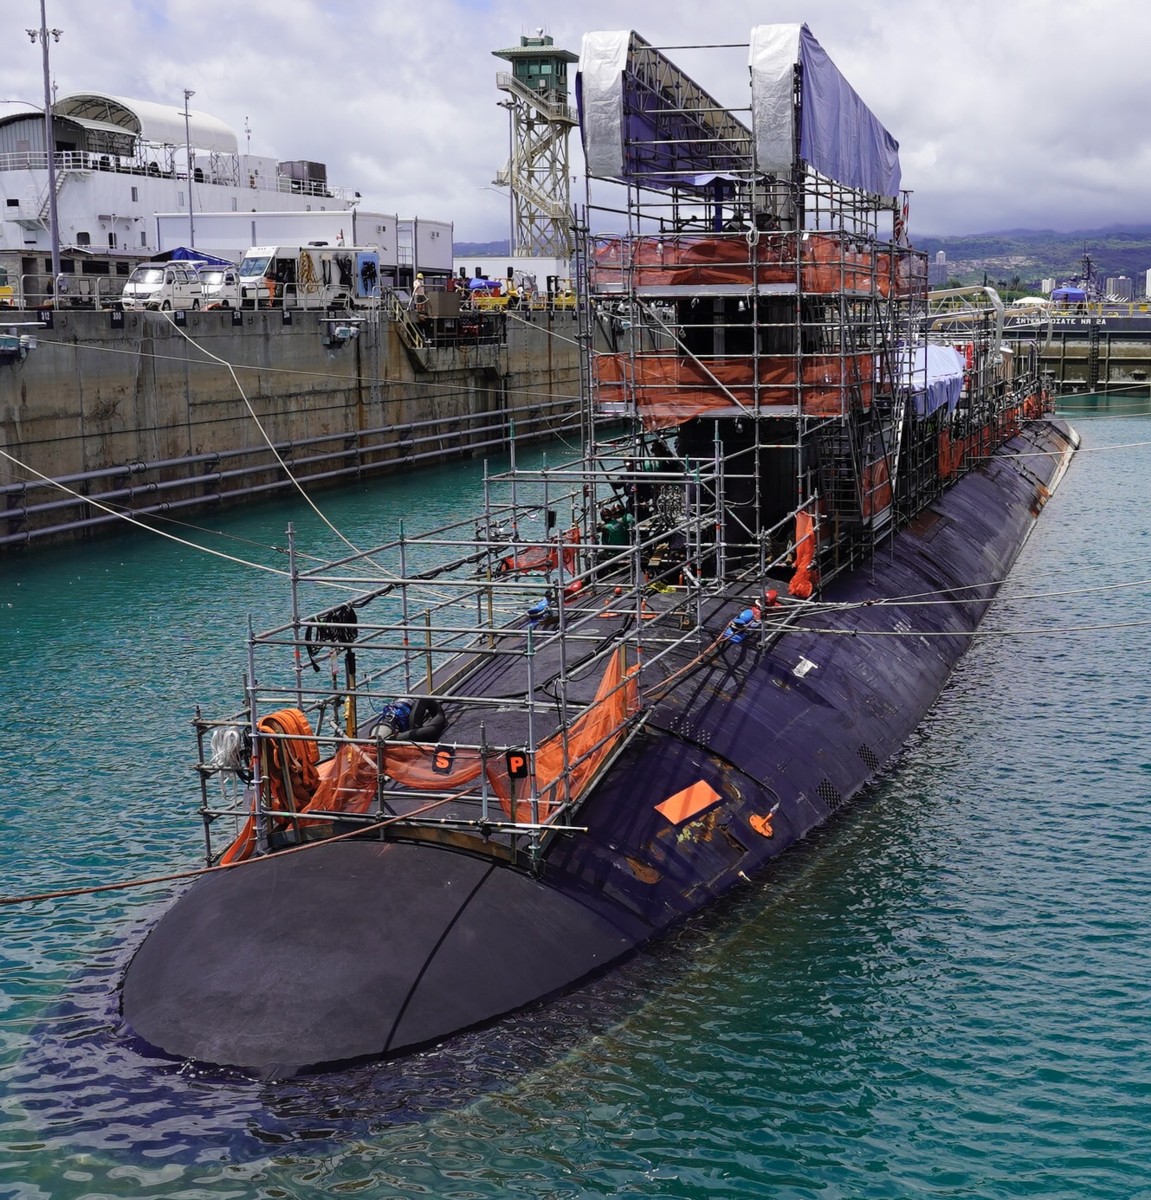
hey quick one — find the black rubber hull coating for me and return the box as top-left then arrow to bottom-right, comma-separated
122,840 -> 640,1075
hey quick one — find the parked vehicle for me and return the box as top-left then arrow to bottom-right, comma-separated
119,263 -> 202,312
238,243 -> 381,309
197,264 -> 241,308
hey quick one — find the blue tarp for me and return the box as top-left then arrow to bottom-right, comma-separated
155,246 -> 235,267
1051,286 -> 1087,303
750,25 -> 901,197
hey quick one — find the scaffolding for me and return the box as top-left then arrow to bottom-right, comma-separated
194,25 -> 1050,874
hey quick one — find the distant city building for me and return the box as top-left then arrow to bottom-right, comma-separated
1041,278 -> 1055,295
1105,276 -> 1134,300
1145,267 -> 1151,298
928,249 -> 948,286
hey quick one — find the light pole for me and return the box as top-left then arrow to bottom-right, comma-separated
497,99 -> 514,254
182,89 -> 195,247
26,0 -> 62,290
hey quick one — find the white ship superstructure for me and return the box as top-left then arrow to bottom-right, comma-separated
0,92 -> 357,307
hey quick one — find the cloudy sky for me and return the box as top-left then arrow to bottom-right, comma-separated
6,0 -> 1150,242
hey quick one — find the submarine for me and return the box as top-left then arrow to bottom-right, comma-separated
120,23 -> 1078,1076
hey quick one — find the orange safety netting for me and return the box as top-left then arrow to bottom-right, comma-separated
293,650 -> 638,829
789,509 -> 817,599
590,233 -> 927,297
595,352 -> 873,429
376,742 -> 510,802
496,526 -> 581,575
217,650 -> 641,860
505,645 -> 640,824
300,742 -> 381,817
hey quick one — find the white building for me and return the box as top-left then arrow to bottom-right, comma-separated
927,249 -> 948,287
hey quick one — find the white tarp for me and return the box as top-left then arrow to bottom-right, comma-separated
898,344 -> 966,416
749,24 -> 901,197
748,25 -> 803,178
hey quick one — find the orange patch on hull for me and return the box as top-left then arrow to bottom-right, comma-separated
655,779 -> 722,825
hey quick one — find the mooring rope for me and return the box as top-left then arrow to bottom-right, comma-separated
0,794 -> 458,908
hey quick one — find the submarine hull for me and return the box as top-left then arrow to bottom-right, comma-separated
121,420 -> 1077,1075
121,840 -> 647,1074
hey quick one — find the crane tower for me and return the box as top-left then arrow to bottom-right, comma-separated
492,33 -> 579,257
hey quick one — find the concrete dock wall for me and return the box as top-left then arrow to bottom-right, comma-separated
0,308 -> 581,548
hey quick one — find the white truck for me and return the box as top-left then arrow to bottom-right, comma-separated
237,243 -> 381,309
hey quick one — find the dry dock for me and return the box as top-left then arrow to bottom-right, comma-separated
0,306 -> 581,549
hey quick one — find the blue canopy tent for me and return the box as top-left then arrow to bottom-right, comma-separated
153,246 -> 235,267
1051,286 -> 1087,304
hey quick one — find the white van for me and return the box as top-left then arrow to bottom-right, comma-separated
197,264 -> 241,308
120,263 -> 203,312
238,244 -> 380,309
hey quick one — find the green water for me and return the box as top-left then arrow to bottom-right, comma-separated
1,408 -> 1150,1198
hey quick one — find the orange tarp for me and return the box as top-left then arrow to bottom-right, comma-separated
595,352 -> 873,429
655,779 -> 722,825
590,233 -> 926,297
510,645 -> 640,824
497,526 -> 580,575
789,509 -> 817,599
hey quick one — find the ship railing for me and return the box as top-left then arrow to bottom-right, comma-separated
193,425 -> 848,863
196,596 -> 670,859
0,148 -> 354,202
494,72 -> 579,125
926,286 -> 1005,347
197,680 -> 644,860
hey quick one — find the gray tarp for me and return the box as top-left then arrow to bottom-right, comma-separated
577,24 -> 901,198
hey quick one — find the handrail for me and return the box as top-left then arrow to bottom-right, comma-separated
494,72 -> 578,124
0,149 -> 354,201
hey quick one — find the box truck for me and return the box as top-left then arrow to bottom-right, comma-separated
237,244 -> 381,309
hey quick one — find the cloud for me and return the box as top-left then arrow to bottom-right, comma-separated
9,0 -> 1151,241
